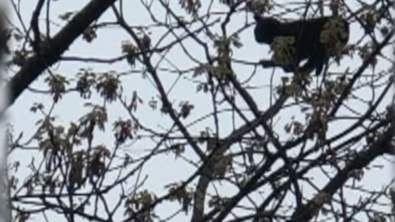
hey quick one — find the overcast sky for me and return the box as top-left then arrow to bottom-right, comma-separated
5,0 -> 394,221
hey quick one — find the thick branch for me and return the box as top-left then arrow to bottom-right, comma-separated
290,121 -> 395,222
30,0 -> 45,52
6,0 -> 117,110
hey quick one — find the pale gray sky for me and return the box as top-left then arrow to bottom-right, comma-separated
5,0 -> 394,221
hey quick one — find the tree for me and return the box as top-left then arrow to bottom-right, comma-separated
3,0 -> 395,221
